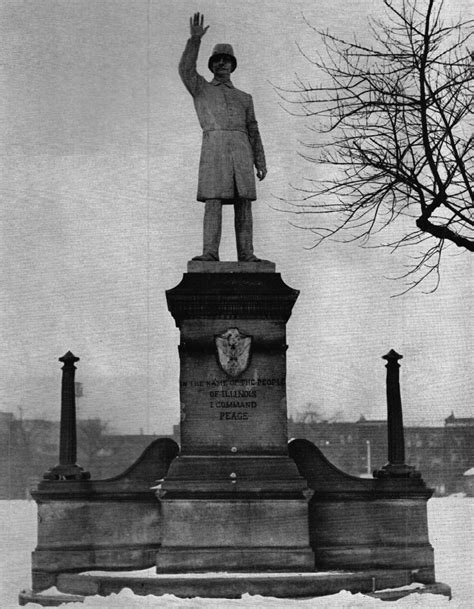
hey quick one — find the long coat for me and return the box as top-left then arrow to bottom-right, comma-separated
179,37 -> 266,202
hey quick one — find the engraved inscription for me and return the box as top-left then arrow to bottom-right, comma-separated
180,377 -> 285,421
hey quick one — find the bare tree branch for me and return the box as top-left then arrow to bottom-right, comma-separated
278,0 -> 473,291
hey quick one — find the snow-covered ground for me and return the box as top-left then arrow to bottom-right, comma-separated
0,497 -> 472,608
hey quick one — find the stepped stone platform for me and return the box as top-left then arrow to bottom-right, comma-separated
19,569 -> 451,606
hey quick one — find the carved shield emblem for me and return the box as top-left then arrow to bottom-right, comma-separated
215,328 -> 252,378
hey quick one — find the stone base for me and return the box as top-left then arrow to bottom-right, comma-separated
28,439 -> 180,593
366,582 -> 452,602
312,545 -> 435,577
373,463 -> 422,478
19,570 -> 451,605
160,454 -> 309,498
289,439 -> 437,576
42,463 -> 90,481
19,589 -> 86,607
156,547 -> 314,573
157,497 -> 313,573
31,544 -> 161,591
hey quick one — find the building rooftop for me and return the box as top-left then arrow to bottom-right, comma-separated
445,412 -> 474,427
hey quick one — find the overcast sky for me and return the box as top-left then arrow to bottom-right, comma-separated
1,0 -> 472,435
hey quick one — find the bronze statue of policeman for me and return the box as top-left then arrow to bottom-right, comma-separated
179,13 -> 267,262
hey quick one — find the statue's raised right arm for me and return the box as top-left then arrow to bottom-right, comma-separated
179,12 -> 209,96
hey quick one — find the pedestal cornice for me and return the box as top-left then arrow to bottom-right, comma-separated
166,271 -> 299,325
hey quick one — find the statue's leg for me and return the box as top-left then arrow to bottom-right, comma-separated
234,199 -> 260,262
192,199 -> 222,261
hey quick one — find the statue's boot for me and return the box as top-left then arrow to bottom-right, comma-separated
239,254 -> 265,262
193,200 -> 222,261
192,253 -> 219,261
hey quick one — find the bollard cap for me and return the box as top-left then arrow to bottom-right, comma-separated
59,351 -> 80,364
382,349 -> 403,362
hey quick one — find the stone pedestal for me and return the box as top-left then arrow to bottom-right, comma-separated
158,261 -> 314,572
20,261 -> 451,604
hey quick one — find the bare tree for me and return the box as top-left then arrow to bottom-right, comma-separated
296,402 -> 343,424
279,0 -> 473,292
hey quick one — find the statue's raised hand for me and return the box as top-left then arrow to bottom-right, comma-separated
190,13 -> 209,38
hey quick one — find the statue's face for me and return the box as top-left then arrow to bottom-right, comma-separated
211,54 -> 233,77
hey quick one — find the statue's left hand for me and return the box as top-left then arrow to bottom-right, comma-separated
257,168 -> 267,181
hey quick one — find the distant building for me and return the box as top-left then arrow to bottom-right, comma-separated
0,412 -> 175,499
442,413 -> 474,494
0,412 -> 15,498
444,413 -> 474,427
288,412 -> 473,495
0,411 -> 471,498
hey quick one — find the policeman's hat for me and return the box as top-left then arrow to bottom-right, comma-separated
208,44 -> 237,73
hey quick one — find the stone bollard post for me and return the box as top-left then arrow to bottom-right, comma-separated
43,351 -> 90,481
374,349 -> 419,478
384,349 -> 405,466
